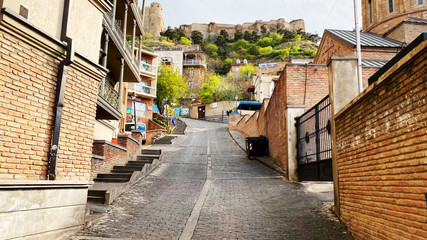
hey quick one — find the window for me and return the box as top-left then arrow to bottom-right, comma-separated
188,81 -> 193,86
418,0 -> 423,4
236,59 -> 241,64
388,0 -> 393,13
188,69 -> 194,75
243,59 -> 247,64
235,67 -> 240,72
134,102 -> 146,117
369,0 -> 373,23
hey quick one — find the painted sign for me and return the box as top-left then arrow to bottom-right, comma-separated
167,107 -> 174,115
209,102 -> 218,108
181,108 -> 189,116
174,108 -> 180,115
126,108 -> 132,114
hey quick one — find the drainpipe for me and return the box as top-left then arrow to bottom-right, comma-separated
49,0 -> 75,180
101,32 -> 109,97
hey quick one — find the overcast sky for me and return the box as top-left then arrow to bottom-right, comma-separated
146,0 -> 362,35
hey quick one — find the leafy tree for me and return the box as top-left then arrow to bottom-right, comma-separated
256,37 -> 274,47
215,35 -> 227,47
219,30 -> 229,41
251,31 -> 261,43
281,29 -> 294,41
248,45 -> 260,56
191,30 -> 204,44
269,32 -> 283,44
215,58 -> 232,75
243,31 -> 253,42
234,30 -> 243,41
294,34 -> 301,42
205,43 -> 219,55
260,25 -> 267,36
176,28 -> 186,40
142,33 -> 153,40
155,64 -> 187,114
179,37 -> 192,45
259,46 -> 273,55
199,75 -> 225,103
163,27 -> 177,41
239,64 -> 255,80
232,39 -> 251,50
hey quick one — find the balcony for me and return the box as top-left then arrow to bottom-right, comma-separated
183,59 -> 207,68
128,83 -> 156,99
96,80 -> 122,120
103,12 -> 140,81
140,62 -> 157,78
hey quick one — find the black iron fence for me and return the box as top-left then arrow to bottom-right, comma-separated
296,95 -> 332,181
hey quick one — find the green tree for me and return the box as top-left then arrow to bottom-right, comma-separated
248,45 -> 260,56
179,37 -> 192,45
163,27 -> 177,41
243,31 -> 253,42
142,33 -> 153,40
215,35 -> 227,47
155,64 -> 187,114
294,34 -> 301,42
256,37 -> 274,47
269,32 -> 283,44
239,64 -> 255,80
260,25 -> 267,36
234,30 -> 243,41
191,30 -> 204,44
219,30 -> 229,41
199,75 -> 223,103
232,39 -> 251,50
205,43 -> 219,55
259,46 -> 273,55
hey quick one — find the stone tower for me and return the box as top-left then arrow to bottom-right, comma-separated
143,2 -> 165,37
361,0 -> 426,35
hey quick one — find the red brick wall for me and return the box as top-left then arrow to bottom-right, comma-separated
91,141 -> 128,179
335,45 -> 427,239
0,30 -> 100,180
284,64 -> 329,109
314,34 -> 355,64
361,50 -> 399,62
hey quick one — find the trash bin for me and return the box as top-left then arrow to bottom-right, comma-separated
245,135 -> 268,159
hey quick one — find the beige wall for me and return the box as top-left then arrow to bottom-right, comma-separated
94,120 -> 115,142
155,50 -> 184,75
2,0 -> 104,63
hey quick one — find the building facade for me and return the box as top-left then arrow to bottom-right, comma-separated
0,0 -> 111,239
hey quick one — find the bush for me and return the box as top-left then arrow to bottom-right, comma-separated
153,118 -> 167,128
179,37 -> 192,45
259,46 -> 273,55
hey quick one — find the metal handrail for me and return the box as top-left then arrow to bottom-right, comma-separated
129,83 -> 156,96
104,12 -> 139,71
183,60 -> 206,65
99,80 -> 119,110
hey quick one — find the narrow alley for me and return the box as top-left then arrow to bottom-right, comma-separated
76,119 -> 352,240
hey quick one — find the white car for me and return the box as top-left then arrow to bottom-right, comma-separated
124,122 -> 146,144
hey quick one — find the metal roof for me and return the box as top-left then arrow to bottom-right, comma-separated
326,29 -> 404,48
361,60 -> 388,68
402,17 -> 427,24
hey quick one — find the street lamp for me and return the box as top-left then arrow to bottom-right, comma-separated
131,92 -> 137,131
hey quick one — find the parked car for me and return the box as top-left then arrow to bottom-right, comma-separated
124,122 -> 146,144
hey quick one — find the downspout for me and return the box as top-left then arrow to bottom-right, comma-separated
48,0 -> 75,180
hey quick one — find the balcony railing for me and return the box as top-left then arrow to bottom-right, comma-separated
140,62 -> 157,76
183,60 -> 207,66
104,12 -> 140,72
99,80 -> 120,110
129,83 -> 156,97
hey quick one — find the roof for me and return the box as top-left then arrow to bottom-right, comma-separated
369,33 -> 427,85
326,29 -> 404,48
237,102 -> 262,111
402,17 -> 427,24
272,78 -> 279,81
361,60 -> 388,68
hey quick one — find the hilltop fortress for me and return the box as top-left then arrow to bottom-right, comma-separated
143,2 -> 165,37
180,19 -> 305,38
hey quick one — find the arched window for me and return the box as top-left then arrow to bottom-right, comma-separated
418,0 -> 423,5
388,0 -> 393,13
369,0 -> 373,23
236,59 -> 241,64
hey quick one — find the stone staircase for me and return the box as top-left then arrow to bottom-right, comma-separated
87,149 -> 162,204
172,119 -> 187,135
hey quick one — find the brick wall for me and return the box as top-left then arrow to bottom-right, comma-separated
91,140 -> 128,179
385,22 -> 427,44
228,113 -> 243,131
0,30 -> 101,181
334,43 -> 426,239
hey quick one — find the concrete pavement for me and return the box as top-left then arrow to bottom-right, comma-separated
75,118 -> 352,240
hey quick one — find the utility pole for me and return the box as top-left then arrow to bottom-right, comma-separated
354,0 -> 363,93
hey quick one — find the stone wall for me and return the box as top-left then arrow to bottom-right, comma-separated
180,18 -> 305,38
334,38 -> 427,240
143,2 -> 165,37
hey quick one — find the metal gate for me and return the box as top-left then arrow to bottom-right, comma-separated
296,95 -> 333,181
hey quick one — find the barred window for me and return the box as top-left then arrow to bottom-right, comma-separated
388,0 -> 393,13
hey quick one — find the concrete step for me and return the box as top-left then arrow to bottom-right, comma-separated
93,178 -> 129,183
137,155 -> 158,161
96,173 -> 132,179
141,149 -> 161,155
111,168 -> 138,173
112,166 -> 144,171
87,196 -> 105,204
88,189 -> 106,197
126,161 -> 147,166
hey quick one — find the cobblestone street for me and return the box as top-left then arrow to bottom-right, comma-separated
76,119 -> 353,240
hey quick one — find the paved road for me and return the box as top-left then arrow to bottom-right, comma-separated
77,119 -> 352,240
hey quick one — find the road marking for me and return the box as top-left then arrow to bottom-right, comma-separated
179,129 -> 212,240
